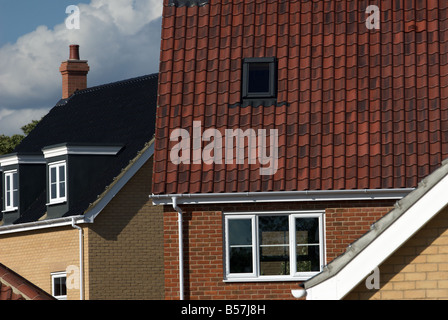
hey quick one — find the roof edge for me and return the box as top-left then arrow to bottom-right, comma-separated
151,188 -> 414,205
302,158 -> 448,299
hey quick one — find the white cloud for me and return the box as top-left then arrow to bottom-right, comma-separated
0,0 -> 163,135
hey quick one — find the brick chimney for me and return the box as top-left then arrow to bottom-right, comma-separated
59,45 -> 90,99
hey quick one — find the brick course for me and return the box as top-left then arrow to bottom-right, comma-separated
163,201 -> 394,299
0,157 -> 164,300
346,206 -> 448,300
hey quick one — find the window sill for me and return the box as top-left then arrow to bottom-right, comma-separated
46,200 -> 67,206
223,274 -> 319,283
2,208 -> 18,213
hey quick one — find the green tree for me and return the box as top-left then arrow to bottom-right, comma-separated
0,119 -> 40,155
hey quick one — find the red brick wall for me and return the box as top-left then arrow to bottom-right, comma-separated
325,207 -> 393,262
163,201 -> 394,300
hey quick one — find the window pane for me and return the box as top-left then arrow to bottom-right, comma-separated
12,189 -> 18,207
59,182 -> 66,198
230,247 -> 253,273
6,190 -> 10,207
296,218 -> 320,272
12,173 -> 18,190
259,216 -> 289,276
50,167 -> 57,183
59,165 -> 65,182
228,219 -> 252,246
51,183 -> 57,199
297,245 -> 320,272
296,218 -> 319,244
6,175 -> 10,191
53,276 -> 67,296
228,219 -> 253,274
248,63 -> 270,94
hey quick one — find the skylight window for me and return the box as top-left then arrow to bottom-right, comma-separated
242,57 -> 277,100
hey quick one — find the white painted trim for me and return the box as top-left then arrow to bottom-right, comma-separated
51,271 -> 67,300
151,189 -> 413,205
0,154 -> 45,167
0,142 -> 154,235
0,215 -> 89,235
42,145 -> 122,159
305,170 -> 448,300
224,210 -> 325,282
48,161 -> 67,204
82,142 -> 154,222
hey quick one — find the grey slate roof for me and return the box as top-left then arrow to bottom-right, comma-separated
7,73 -> 158,224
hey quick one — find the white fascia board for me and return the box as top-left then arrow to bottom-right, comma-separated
83,142 -> 154,222
42,145 -> 123,158
0,154 -> 46,167
151,188 -> 414,205
0,142 -> 154,235
0,215 -> 90,235
305,171 -> 448,300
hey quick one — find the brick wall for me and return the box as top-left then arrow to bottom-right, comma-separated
87,157 -> 165,300
0,157 -> 165,300
345,206 -> 448,300
326,207 -> 393,261
163,201 -> 394,300
0,227 -> 81,299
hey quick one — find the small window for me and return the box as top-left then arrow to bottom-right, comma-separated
4,170 -> 18,211
49,161 -> 67,204
242,57 -> 277,99
51,272 -> 67,300
224,211 -> 324,281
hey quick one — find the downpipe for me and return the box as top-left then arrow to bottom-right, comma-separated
172,197 -> 184,300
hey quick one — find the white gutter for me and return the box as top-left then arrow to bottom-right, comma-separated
71,218 -> 84,300
0,215 -> 92,235
151,188 -> 414,205
172,197 -> 184,300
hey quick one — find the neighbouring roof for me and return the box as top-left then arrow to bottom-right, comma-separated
302,156 -> 448,299
0,263 -> 55,300
7,74 -> 158,224
153,0 -> 448,195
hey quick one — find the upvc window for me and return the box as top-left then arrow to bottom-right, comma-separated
224,211 -> 324,281
49,161 -> 67,204
4,170 -> 18,211
51,272 -> 67,300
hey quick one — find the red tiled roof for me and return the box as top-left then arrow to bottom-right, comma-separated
0,263 -> 55,300
153,0 -> 448,195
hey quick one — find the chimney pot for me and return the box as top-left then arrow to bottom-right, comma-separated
69,44 -> 80,60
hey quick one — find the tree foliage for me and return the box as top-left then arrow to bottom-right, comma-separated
0,119 -> 40,155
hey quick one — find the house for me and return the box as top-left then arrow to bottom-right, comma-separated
151,0 -> 448,300
0,262 -> 55,300
299,156 -> 448,300
0,45 -> 164,300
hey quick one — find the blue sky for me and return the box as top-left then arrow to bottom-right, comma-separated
0,1 -> 90,46
0,0 -> 163,135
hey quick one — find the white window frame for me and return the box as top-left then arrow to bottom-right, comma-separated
48,161 -> 67,204
224,211 -> 325,282
4,170 -> 18,212
51,272 -> 67,300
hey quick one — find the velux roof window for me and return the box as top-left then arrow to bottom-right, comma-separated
242,57 -> 277,100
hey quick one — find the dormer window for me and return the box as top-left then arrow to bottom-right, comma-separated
242,57 -> 277,100
4,170 -> 18,211
49,161 -> 67,204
